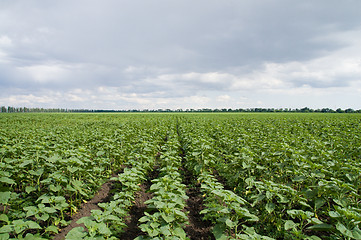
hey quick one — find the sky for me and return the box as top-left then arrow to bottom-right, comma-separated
1,0 -> 361,110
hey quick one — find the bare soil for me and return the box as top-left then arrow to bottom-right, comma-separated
118,166 -> 159,239
181,167 -> 215,240
213,169 -> 232,191
53,179 -> 114,240
184,185 -> 215,240
117,182 -> 152,239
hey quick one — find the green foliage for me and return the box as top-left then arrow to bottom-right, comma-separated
178,113 -> 361,239
138,130 -> 189,240
1,113 -> 361,239
0,113 -> 168,239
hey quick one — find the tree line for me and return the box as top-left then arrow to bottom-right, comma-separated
1,106 -> 360,113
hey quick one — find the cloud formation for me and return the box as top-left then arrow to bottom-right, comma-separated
1,0 -> 361,109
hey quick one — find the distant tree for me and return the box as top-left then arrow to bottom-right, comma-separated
300,107 -> 310,113
336,108 -> 344,113
321,108 -> 331,113
2,105 -> 361,113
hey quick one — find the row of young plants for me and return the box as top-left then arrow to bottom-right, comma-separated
136,128 -> 189,240
211,116 -> 361,239
198,171 -> 270,240
179,114 -> 361,239
2,113 -> 360,239
66,152 -> 158,239
0,114 -> 168,239
177,119 -> 272,239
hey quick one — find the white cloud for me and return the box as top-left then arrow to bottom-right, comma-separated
0,35 -> 12,47
0,35 -> 12,63
1,1 -> 361,109
1,94 -> 56,106
257,47 -> 361,90
216,94 -> 231,102
18,63 -> 69,83
0,50 -> 9,63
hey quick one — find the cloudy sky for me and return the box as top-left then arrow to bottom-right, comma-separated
1,0 -> 361,110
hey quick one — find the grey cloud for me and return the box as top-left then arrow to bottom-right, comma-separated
5,0 -> 361,71
1,0 -> 361,109
290,74 -> 361,89
291,78 -> 350,88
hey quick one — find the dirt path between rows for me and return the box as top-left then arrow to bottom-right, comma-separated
117,182 -> 152,239
184,184 -> 215,240
177,128 -> 215,240
118,166 -> 159,239
53,179 -> 114,240
181,165 -> 215,240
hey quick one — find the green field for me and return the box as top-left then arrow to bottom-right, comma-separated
1,113 -> 361,239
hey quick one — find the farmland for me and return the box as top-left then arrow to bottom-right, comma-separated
1,113 -> 361,239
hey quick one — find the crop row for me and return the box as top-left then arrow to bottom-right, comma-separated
178,121 -> 272,239
178,115 -> 361,239
1,113 -> 361,239
66,122 -> 191,239
137,128 -> 188,239
0,115 -> 168,239
66,152 -> 158,239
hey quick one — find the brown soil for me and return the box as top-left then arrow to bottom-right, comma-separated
184,185 -> 215,240
213,169 -> 232,191
0,205 -> 9,213
177,131 -> 215,240
52,179 -> 114,240
117,183 -> 152,239
118,166 -> 159,239
182,167 -> 215,240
